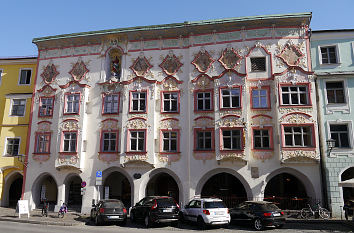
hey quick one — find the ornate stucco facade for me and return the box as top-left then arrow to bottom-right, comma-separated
23,13 -> 323,213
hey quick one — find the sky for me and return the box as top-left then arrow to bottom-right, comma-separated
0,0 -> 353,57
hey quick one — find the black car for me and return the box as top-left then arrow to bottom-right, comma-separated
230,201 -> 285,231
130,196 -> 180,228
90,199 -> 127,225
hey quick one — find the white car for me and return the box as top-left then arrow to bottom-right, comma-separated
180,198 -> 230,229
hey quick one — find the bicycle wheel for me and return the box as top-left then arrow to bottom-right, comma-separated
300,208 -> 311,219
319,208 -> 330,219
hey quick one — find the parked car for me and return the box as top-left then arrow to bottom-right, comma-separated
179,197 -> 230,229
230,201 -> 285,231
130,196 -> 180,228
90,199 -> 127,225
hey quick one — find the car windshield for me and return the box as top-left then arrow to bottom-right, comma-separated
252,203 -> 280,211
156,198 -> 176,207
103,201 -> 123,208
204,201 -> 226,208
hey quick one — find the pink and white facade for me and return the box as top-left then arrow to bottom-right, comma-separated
23,13 -> 323,213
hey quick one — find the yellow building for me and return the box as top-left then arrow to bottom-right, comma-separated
0,57 -> 36,207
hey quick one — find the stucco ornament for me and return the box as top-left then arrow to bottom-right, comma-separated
281,150 -> 319,163
216,152 -> 246,162
41,63 -> 59,84
192,75 -> 214,91
194,117 -> 214,128
216,115 -> 244,128
130,53 -> 153,77
252,151 -> 274,161
159,118 -> 180,129
37,122 -> 51,132
100,119 -> 119,130
218,47 -> 242,70
279,107 -> 313,115
159,77 -> 182,91
159,51 -> 183,76
32,154 -> 50,163
280,113 -> 314,124
60,120 -> 79,131
125,118 -> 150,129
58,154 -> 78,165
69,58 -> 89,82
158,154 -> 180,164
192,48 -> 214,73
277,44 -> 304,66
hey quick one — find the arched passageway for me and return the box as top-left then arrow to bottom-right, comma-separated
103,171 -> 131,208
65,175 -> 82,211
146,173 -> 179,203
341,167 -> 354,204
32,174 -> 58,210
201,172 -> 247,208
264,173 -> 308,210
9,177 -> 23,207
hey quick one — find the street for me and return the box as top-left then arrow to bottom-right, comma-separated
0,220 -> 352,233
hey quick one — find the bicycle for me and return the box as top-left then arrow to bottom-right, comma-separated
41,199 -> 48,217
300,202 -> 330,219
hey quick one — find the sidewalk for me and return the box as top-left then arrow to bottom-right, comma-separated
0,207 -> 89,226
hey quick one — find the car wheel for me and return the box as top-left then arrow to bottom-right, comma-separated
130,212 -> 135,223
254,218 -> 263,231
171,221 -> 178,227
144,215 -> 151,228
276,224 -> 284,229
197,216 -> 206,230
95,215 -> 101,226
179,212 -> 185,223
121,219 -> 127,226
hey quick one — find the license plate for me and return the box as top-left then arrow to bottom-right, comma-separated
108,216 -> 120,219
163,209 -> 172,212
273,213 -> 280,217
215,212 -> 224,215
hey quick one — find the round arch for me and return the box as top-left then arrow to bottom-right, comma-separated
195,168 -> 252,199
140,168 -> 183,204
102,166 -> 134,208
63,173 -> 82,211
31,173 -> 58,209
1,170 -> 23,207
340,166 -> 354,204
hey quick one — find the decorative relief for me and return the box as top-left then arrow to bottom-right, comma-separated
191,75 -> 214,91
218,47 -> 242,70
124,154 -> 148,162
277,44 -> 304,66
37,85 -> 57,97
125,118 -> 150,129
159,118 -> 180,129
281,150 -> 319,163
37,122 -> 51,132
41,63 -> 59,84
98,153 -> 119,163
216,152 -> 246,162
251,115 -> 273,127
130,53 -> 153,76
58,154 -> 78,165
191,49 -> 214,73
194,117 -> 214,128
158,77 -> 183,91
158,154 -> 180,163
69,58 -> 89,82
159,51 -> 183,76
252,151 -> 274,161
280,113 -> 314,124
32,154 -> 50,163
100,119 -> 119,130
216,116 -> 244,128
60,120 -> 79,131
279,107 -> 313,115
218,110 -> 242,118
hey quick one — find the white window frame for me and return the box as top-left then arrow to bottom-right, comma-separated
196,91 -> 212,111
326,120 -> 354,156
162,131 -> 178,152
283,126 -> 313,147
65,94 -> 80,114
3,137 -> 21,156
162,92 -> 178,113
280,85 -> 309,105
131,92 -> 147,112
103,94 -> 119,114
323,78 -> 350,114
62,132 -> 77,152
10,99 -> 26,117
221,88 -> 241,109
222,129 -> 242,150
196,131 -> 212,150
252,89 -> 268,108
318,44 -> 341,65
102,132 -> 117,152
0,69 -> 3,86
18,68 -> 32,86
253,129 -> 270,149
129,131 -> 145,152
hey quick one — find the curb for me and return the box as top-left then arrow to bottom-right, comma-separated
0,216 -> 87,226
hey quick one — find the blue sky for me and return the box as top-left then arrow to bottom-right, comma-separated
1,0 -> 353,57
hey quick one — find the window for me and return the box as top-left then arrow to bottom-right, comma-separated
130,91 -> 146,112
221,88 -> 241,109
101,132 -> 118,152
326,81 -> 345,104
196,91 -> 212,111
103,94 -> 119,114
195,130 -> 213,151
35,133 -> 51,153
129,130 -> 145,152
330,124 -> 350,148
162,131 -> 178,152
0,69 -> 2,85
250,57 -> 266,72
221,129 -> 242,150
19,69 -> 31,85
5,138 -> 20,156
252,88 -> 269,109
320,46 -> 337,64
11,99 -> 26,116
253,129 -> 270,149
65,93 -> 80,114
62,132 -> 77,152
162,92 -> 179,113
281,85 -> 309,105
39,97 -> 54,117
284,126 -> 312,147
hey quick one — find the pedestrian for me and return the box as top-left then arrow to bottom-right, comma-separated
343,201 -> 350,221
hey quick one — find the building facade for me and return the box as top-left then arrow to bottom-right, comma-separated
311,30 -> 354,217
0,57 -> 36,207
23,13 -> 323,213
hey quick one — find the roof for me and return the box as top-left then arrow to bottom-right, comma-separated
312,29 -> 354,34
33,12 -> 312,45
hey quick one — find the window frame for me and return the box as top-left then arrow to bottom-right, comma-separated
0,69 -> 3,86
102,92 -> 120,115
60,131 -> 78,153
325,81 -> 346,104
64,92 -> 81,115
34,132 -> 51,154
281,124 -> 316,149
18,68 -> 32,85
10,98 -> 26,117
3,137 -> 21,156
161,91 -> 180,114
129,90 -> 148,114
252,127 -> 273,151
219,86 -> 242,110
100,130 -> 119,153
318,44 -> 340,65
127,129 -> 147,154
250,57 -> 266,72
250,86 -> 271,110
219,127 -> 244,152
327,121 -> 353,150
38,96 -> 55,118
194,128 -> 215,152
279,83 -> 312,107
194,89 -> 214,112
160,129 -> 180,154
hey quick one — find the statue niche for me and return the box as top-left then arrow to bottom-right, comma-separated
107,48 -> 122,81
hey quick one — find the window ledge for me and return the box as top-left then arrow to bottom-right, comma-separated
279,105 -> 312,108
194,150 -> 215,153
219,107 -> 242,111
252,148 -> 273,151
59,152 -> 78,155
282,147 -> 315,151
32,152 -> 50,155
220,149 -> 244,153
126,151 -> 147,154
159,152 -> 180,154
98,151 -> 120,154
